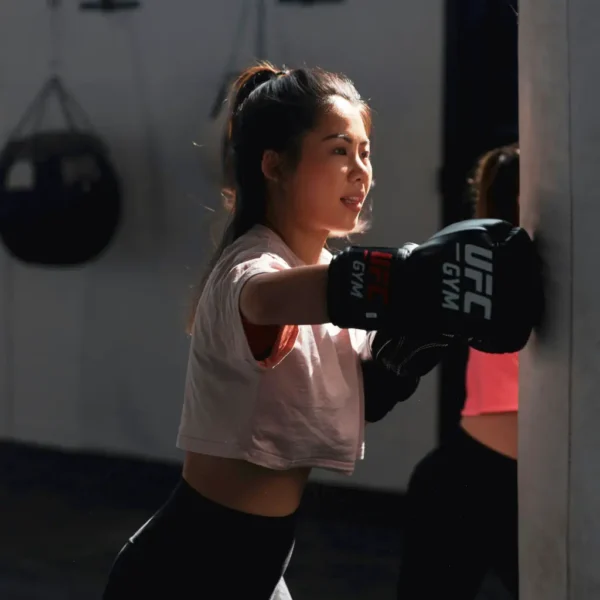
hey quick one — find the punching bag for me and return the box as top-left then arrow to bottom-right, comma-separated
0,76 -> 122,267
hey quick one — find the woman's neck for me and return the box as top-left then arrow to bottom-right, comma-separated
265,217 -> 328,266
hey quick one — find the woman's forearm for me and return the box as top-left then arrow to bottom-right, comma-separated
240,264 -> 330,325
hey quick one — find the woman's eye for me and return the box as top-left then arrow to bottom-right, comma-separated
361,150 -> 371,160
333,147 -> 347,156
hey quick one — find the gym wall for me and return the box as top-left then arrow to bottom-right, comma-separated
0,0 -> 444,493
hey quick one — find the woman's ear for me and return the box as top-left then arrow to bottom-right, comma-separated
261,150 -> 283,183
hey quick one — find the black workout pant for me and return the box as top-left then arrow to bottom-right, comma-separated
102,478 -> 296,599
397,427 -> 518,599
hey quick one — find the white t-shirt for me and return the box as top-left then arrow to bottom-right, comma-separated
177,225 -> 369,475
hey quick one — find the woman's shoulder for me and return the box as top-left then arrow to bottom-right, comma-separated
220,225 -> 296,268
200,226 -> 295,300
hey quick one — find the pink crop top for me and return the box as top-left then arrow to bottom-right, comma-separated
461,348 -> 519,416
177,225 -> 369,475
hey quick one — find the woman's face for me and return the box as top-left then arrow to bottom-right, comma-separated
283,96 -> 373,236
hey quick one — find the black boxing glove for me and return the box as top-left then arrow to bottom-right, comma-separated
410,219 -> 541,353
368,329 -> 456,378
327,219 -> 541,353
361,360 -> 419,423
361,329 -> 457,423
327,242 -> 416,331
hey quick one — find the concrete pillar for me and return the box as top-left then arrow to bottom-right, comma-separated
519,0 -> 600,598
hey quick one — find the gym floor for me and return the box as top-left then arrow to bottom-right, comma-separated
0,443 -> 510,599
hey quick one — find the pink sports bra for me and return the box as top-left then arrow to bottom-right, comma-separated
461,348 -> 519,416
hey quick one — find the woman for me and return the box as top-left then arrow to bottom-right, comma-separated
396,143 -> 521,599
101,61 -> 462,600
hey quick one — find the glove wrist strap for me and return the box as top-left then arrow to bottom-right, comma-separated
328,246 -> 403,330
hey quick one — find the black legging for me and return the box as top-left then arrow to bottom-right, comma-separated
397,427 -> 518,599
103,478 -> 296,599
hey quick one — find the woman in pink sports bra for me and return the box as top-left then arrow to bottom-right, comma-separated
397,143 -> 521,599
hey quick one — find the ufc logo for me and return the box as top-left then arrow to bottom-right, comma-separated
350,250 -> 392,315
442,243 -> 493,319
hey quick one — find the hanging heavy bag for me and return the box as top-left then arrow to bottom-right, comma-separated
0,76 -> 122,267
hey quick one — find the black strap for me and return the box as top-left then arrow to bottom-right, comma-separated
6,75 -> 96,143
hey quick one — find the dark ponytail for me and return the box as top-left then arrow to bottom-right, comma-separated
186,64 -> 282,332
187,61 -> 371,332
470,143 -> 520,226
